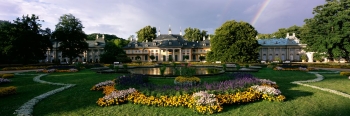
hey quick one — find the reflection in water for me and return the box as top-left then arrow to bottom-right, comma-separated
128,67 -> 222,76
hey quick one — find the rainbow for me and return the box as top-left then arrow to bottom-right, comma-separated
251,0 -> 271,26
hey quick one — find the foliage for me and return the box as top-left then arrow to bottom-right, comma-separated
90,80 -> 115,91
159,65 -> 166,77
94,71 -> 285,115
136,25 -> 157,42
174,76 -> 201,86
150,55 -> 155,61
301,54 -> 308,60
301,0 -> 350,61
207,20 -> 260,63
183,55 -> 189,61
2,74 -> 14,79
86,33 -> 121,41
100,38 -> 131,64
0,15 -> 52,64
115,74 -> 148,88
0,78 -> 11,84
222,64 -> 227,71
183,27 -> 208,41
176,63 -> 196,77
53,14 -> 88,64
199,56 -> 205,61
313,53 -> 324,61
0,86 -> 17,97
340,71 -> 350,76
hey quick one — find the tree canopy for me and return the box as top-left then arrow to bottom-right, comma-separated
183,27 -> 208,41
53,14 -> 88,64
87,33 -> 120,41
207,20 -> 260,63
258,25 -> 302,39
136,25 -> 156,42
301,0 -> 350,61
0,15 -> 52,64
100,38 -> 131,63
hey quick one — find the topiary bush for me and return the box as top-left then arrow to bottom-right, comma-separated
2,74 -> 14,79
0,86 -> 17,97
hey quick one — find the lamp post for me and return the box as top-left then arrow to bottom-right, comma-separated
55,37 -> 58,64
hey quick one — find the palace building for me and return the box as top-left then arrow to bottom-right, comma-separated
123,28 -> 211,62
257,33 -> 311,62
42,34 -> 105,63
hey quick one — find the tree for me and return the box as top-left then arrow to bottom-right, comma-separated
0,15 -> 52,64
100,38 -> 131,63
183,27 -> 208,41
183,55 -> 189,61
86,33 -> 119,41
207,20 -> 260,63
199,56 -> 205,61
257,33 -> 273,39
150,55 -> 155,61
272,28 -> 288,38
301,0 -> 350,61
53,14 -> 88,64
136,25 -> 156,42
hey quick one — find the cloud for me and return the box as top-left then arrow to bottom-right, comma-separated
0,0 -> 327,38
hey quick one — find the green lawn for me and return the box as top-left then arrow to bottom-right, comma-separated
308,73 -> 350,94
1,68 -> 350,115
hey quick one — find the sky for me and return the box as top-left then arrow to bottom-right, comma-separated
0,0 -> 326,39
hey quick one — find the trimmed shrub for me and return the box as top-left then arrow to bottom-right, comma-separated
0,86 -> 17,97
2,74 -> 14,79
340,71 -> 350,76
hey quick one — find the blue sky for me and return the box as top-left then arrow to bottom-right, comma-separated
0,0 -> 326,39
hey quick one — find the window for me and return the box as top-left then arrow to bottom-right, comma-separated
193,49 -> 196,52
169,42 -> 172,45
184,42 -> 187,45
151,50 -> 153,52
200,50 -> 202,52
135,44 -> 138,47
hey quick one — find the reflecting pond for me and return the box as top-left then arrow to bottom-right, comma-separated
128,67 -> 223,76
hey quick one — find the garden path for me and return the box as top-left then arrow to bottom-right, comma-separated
12,73 -> 75,116
291,71 -> 350,99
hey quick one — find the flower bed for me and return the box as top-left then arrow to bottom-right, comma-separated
0,86 -> 17,97
0,78 -> 11,84
2,66 -> 47,71
340,71 -> 350,76
93,73 -> 285,114
36,68 -> 79,73
1,74 -> 14,79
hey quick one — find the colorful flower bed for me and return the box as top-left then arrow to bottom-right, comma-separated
273,66 -> 315,71
0,78 -> 11,84
2,66 -> 47,71
92,73 -> 286,114
0,86 -> 17,97
36,68 -> 79,73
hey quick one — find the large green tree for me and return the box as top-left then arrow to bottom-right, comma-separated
136,25 -> 156,42
0,15 -> 52,64
100,38 -> 131,63
207,20 -> 260,63
301,0 -> 350,61
86,33 -> 119,41
183,27 -> 208,41
53,14 -> 88,64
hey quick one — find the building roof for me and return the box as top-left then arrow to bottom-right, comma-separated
257,34 -> 305,46
51,37 -> 106,49
123,34 -> 210,49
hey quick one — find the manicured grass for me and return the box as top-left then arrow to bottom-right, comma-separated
308,73 -> 350,94
1,69 -> 350,115
0,75 -> 60,115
